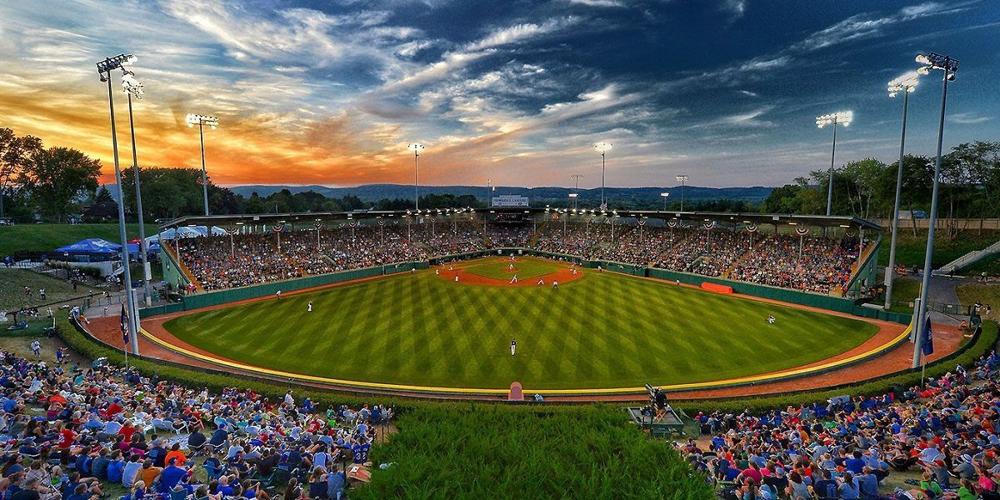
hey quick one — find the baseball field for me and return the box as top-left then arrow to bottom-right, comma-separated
162,257 -> 879,390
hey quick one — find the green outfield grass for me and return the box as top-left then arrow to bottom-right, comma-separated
163,258 -> 879,390
463,257 -> 560,280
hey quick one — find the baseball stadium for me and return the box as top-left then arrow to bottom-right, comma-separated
82,210 -> 924,398
5,1 -> 1000,498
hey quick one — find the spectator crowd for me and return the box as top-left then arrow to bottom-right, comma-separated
173,218 -> 862,295
0,349 -> 390,500
679,351 -> 1000,499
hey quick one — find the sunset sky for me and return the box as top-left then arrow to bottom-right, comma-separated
1,0 -> 998,188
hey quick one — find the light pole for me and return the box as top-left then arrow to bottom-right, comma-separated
486,178 -> 494,208
97,53 -> 139,356
568,192 -> 578,213
570,174 -> 583,209
120,66 -> 153,307
314,219 -> 323,253
408,143 -> 424,210
912,52 -> 958,369
676,175 -> 688,211
660,192 -> 670,212
594,142 -> 612,209
816,111 -> 853,216
234,222 -> 244,257
884,71 -> 920,310
186,114 -> 219,216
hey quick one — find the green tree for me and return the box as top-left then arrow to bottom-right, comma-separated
121,167 -> 239,220
20,147 -> 100,222
0,128 -> 43,220
948,141 -> 1000,218
841,158 -> 886,219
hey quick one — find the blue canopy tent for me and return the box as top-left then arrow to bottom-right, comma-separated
53,238 -> 122,262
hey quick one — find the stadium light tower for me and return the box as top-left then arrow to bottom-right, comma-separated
912,52 -> 959,370
884,71 -> 920,310
408,143 -> 424,210
660,192 -> 670,212
676,175 -> 688,211
816,110 -> 853,216
570,174 -> 583,209
568,192 -> 578,211
96,53 -> 139,356
186,114 -> 219,216
119,64 -> 153,308
594,142 -> 612,208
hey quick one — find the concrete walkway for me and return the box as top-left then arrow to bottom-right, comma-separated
922,273 -> 970,325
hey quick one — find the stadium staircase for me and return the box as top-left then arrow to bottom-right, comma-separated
163,240 -> 204,292
530,218 -> 550,247
832,240 -> 879,297
938,238 -> 1000,275
721,236 -> 767,278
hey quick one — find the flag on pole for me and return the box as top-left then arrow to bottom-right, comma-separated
921,316 -> 934,356
120,304 -> 129,346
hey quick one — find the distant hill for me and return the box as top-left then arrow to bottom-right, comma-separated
229,184 -> 773,205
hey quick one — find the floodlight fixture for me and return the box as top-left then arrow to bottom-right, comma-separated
888,71 -> 920,98
96,54 -> 136,80
186,114 -> 219,129
916,52 -> 958,80
121,70 -> 143,99
815,111 -> 853,128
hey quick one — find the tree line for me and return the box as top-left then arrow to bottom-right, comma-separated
761,142 -> 1000,222
2,126 -> 999,223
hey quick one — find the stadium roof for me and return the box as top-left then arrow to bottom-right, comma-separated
159,209 -> 880,232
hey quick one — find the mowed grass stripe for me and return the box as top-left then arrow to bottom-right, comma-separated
163,257 -> 880,390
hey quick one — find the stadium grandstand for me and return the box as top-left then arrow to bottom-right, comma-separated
158,208 -> 881,298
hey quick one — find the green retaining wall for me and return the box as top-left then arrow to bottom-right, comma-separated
160,244 -> 188,290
